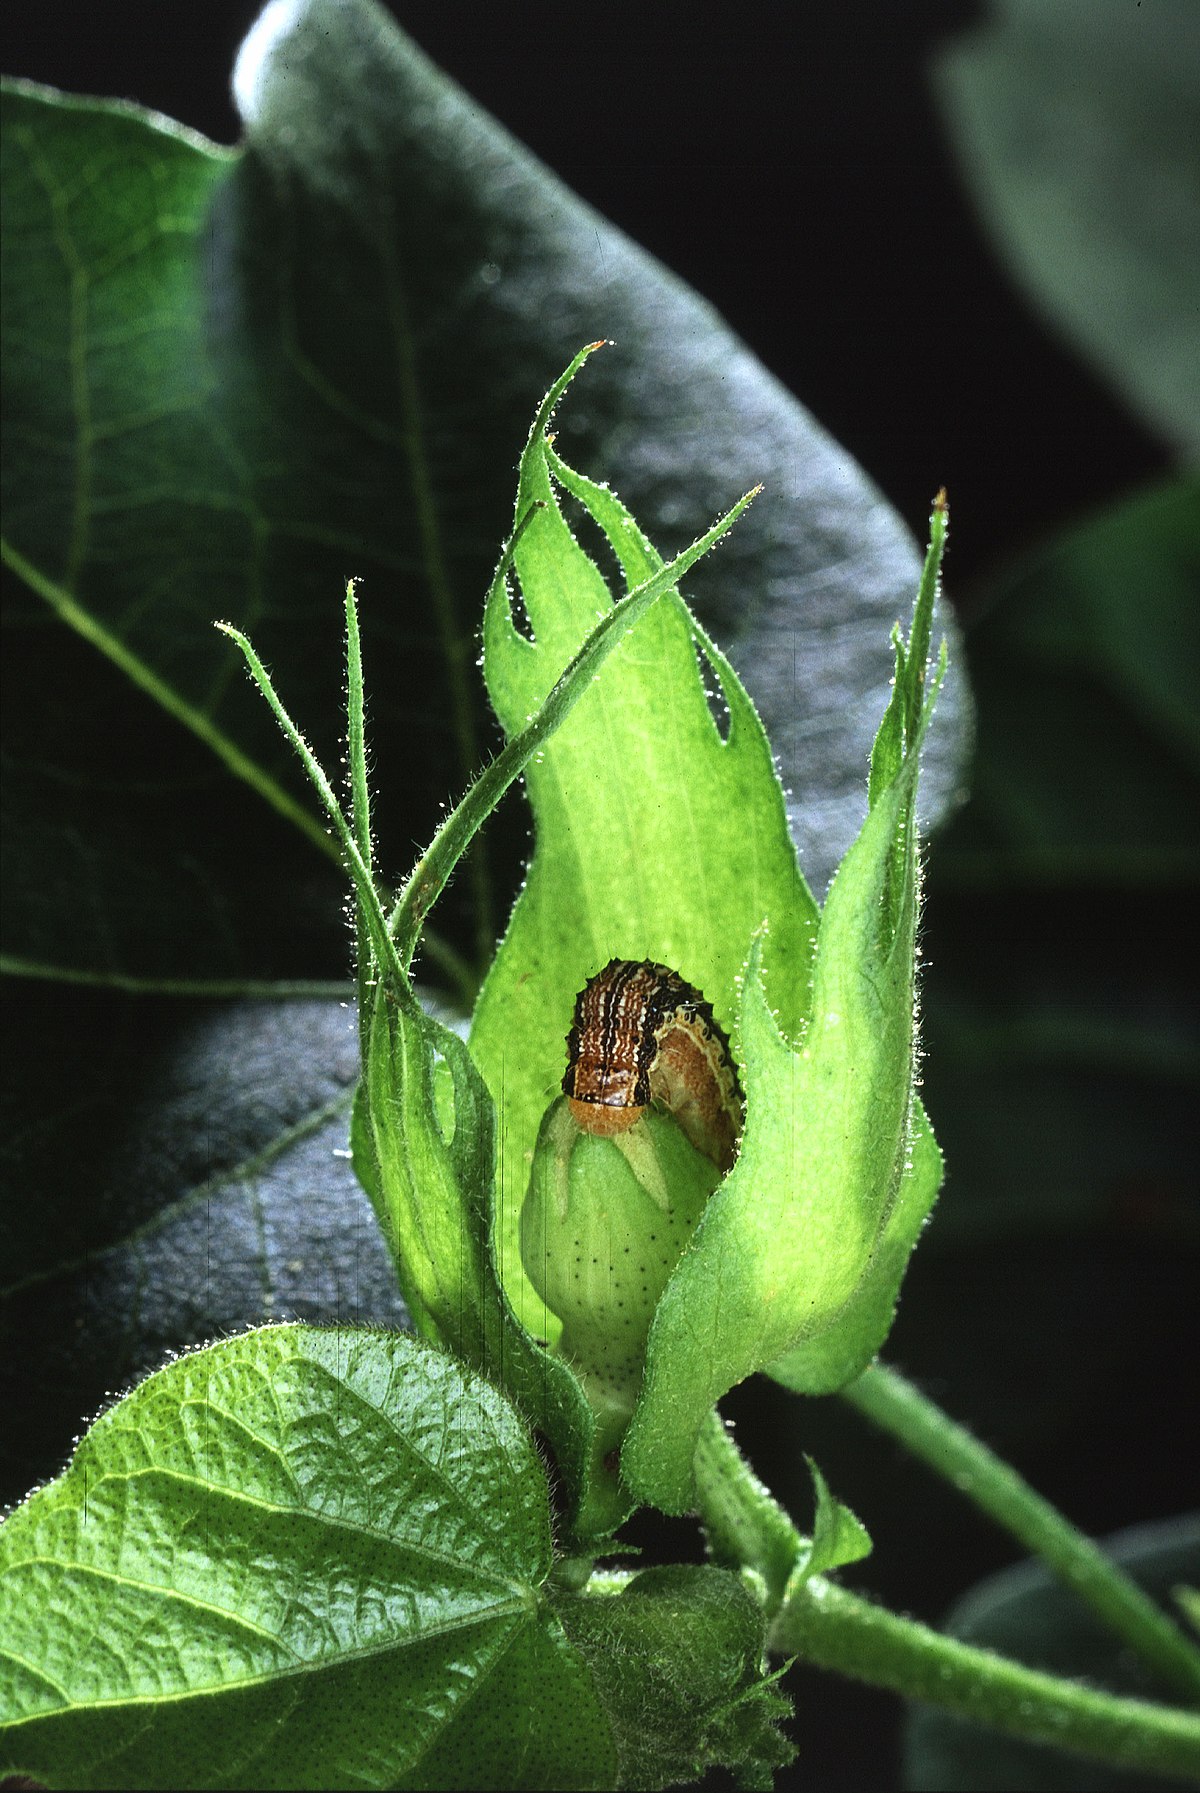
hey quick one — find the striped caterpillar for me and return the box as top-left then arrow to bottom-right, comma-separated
562,959 -> 743,1174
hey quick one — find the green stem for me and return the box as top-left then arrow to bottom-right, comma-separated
843,1362 -> 1200,1703
0,945 -> 470,1005
693,1410 -> 802,1616
0,956 -> 352,999
772,1574 -> 1200,1782
214,622 -> 403,989
344,581 -> 374,1060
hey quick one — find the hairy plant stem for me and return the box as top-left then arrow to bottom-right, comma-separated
702,1408 -> 1199,1778
841,1361 -> 1200,1702
772,1574 -> 1200,1781
694,1410 -> 802,1616
345,581 -> 374,1062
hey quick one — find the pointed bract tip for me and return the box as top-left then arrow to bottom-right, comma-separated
932,487 -> 948,515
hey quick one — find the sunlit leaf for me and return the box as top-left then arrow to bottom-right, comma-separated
0,1326 -> 616,1791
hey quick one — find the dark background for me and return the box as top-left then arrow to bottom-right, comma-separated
3,1 -> 1169,597
3,5 -> 1192,1790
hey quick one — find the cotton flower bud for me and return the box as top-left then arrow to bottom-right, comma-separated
521,1095 -> 721,1471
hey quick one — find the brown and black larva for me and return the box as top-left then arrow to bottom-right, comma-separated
562,959 -> 743,1174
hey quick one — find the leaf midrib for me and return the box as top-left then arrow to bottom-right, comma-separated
0,1083 -> 355,1301
0,1601 -> 533,1718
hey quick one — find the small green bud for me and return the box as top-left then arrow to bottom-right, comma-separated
521,1095 -> 720,1486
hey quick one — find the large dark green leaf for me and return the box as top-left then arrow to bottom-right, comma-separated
2,0 -> 970,1529
1,0 -> 966,992
0,1325 -> 616,1790
937,478 -> 1199,885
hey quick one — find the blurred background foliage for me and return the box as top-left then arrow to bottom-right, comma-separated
3,3 -> 1197,1789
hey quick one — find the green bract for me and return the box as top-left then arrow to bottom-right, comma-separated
218,346 -> 948,1536
335,346 -> 769,1541
553,1566 -> 796,1791
624,621 -> 946,1505
465,356 -> 947,1515
471,430 -> 816,1357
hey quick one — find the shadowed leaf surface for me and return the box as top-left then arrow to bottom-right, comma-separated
921,477 -> 1200,1242
0,992 -> 407,1508
2,0 -> 966,992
